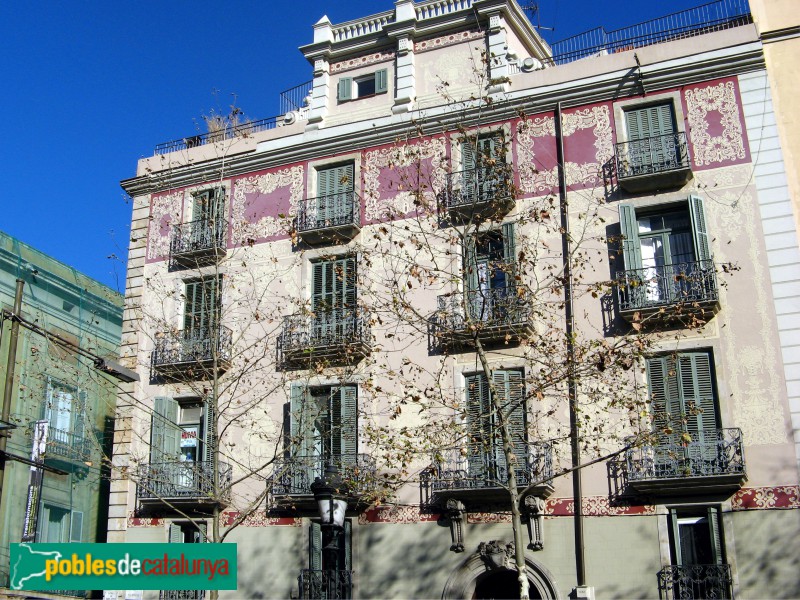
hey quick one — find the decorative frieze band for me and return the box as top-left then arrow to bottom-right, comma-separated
330,51 -> 395,74
414,28 -> 484,53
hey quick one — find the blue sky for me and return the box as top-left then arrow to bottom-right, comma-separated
0,0 -> 712,293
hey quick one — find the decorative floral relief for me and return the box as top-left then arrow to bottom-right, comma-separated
230,166 -> 304,245
415,28 -> 485,53
686,81 -> 746,166
363,138 -> 446,221
331,51 -> 395,74
222,512 -> 301,527
358,505 -> 437,524
147,190 -> 183,260
732,485 -> 800,510
693,164 -> 753,190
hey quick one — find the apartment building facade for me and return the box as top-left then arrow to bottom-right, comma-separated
0,230 -> 123,592
111,1 -> 800,598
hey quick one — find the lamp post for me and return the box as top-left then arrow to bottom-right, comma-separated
310,463 -> 349,599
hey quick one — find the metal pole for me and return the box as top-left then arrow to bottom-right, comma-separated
555,103 -> 586,587
0,279 -> 25,502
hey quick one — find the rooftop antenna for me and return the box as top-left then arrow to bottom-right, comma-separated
520,3 -> 554,32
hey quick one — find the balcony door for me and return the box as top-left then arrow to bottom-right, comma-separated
311,257 -> 357,341
465,370 -> 526,485
464,223 -> 515,322
183,276 -> 221,341
316,163 -> 354,227
624,102 -> 677,172
306,520 -> 352,599
462,133 -> 503,204
43,379 -> 84,452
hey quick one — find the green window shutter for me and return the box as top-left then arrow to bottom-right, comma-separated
708,507 -> 724,565
75,390 -> 87,440
688,194 -> 711,263
312,261 -> 328,313
196,521 -> 208,543
462,139 -> 477,172
502,222 -> 517,280
310,522 -> 323,571
375,69 -> 388,94
677,352 -> 717,439
313,257 -> 356,314
668,508 -> 681,565
626,103 -> 674,141
463,235 -> 479,292
466,374 -> 490,477
290,385 -> 316,459
492,370 -> 527,475
69,511 -> 83,543
343,519 -> 352,570
338,386 -> 358,463
646,356 -> 681,437
317,164 -> 354,197
618,204 -> 642,272
184,277 -> 220,335
151,397 -> 180,463
341,256 -> 357,310
169,523 -> 183,544
338,77 -> 352,101
202,397 -> 217,464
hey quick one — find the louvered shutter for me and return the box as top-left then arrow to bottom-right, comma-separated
646,357 -> 669,436
618,204 -> 642,272
151,397 -> 180,463
338,386 -> 358,466
677,352 -> 717,441
492,370 -> 527,480
196,521 -> 208,543
465,374 -> 490,478
688,194 -> 711,263
184,278 -> 219,336
375,69 -> 388,94
463,235 -> 479,294
668,509 -> 681,564
202,397 -> 217,464
337,78 -> 352,101
708,507 -> 723,565
310,522 -> 323,571
502,222 -> 517,292
169,523 -> 183,543
626,104 -> 674,141
342,520 -> 352,570
69,511 -> 83,543
290,385 -> 316,459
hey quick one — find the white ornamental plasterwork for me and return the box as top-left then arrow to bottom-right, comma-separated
363,138 -> 447,221
693,164 -> 753,190
518,107 -> 612,193
231,166 -> 304,245
415,28 -> 485,53
685,82 -> 746,166
330,50 -> 395,74
147,190 -> 183,260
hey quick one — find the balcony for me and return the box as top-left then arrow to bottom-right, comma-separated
151,327 -> 232,379
437,167 -> 515,224
617,260 -> 719,323
277,309 -> 371,369
43,427 -> 93,465
429,286 -> 533,350
137,460 -> 231,510
657,564 -> 733,600
299,569 -> 353,600
615,132 -> 692,193
421,443 -> 554,507
268,453 -> 377,511
169,218 -> 227,268
295,191 -> 360,245
623,428 -> 746,496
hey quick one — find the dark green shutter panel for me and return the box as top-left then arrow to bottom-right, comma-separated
677,352 -> 717,440
343,519 -> 352,570
688,194 -> 711,263
342,256 -> 357,310
626,104 -> 674,141
152,397 -> 180,463
463,235 -> 479,292
492,370 -> 527,477
708,507 -> 723,565
668,509 -> 681,564
196,521 -> 208,543
202,397 -> 217,464
375,69 -> 388,94
466,374 -> 490,478
618,204 -> 642,272
290,385 -> 316,458
312,261 -> 327,313
647,355 -> 681,439
338,77 -> 352,101
184,277 -> 220,335
69,511 -> 83,543
502,222 -> 517,284
339,386 -> 358,464
310,522 -> 323,571
462,139 -> 477,172
169,523 -> 183,544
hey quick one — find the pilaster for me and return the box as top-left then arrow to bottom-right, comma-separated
486,11 -> 510,94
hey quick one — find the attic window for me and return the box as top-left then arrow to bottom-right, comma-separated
337,69 -> 388,102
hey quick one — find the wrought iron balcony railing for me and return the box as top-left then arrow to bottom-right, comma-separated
169,218 -> 228,266
437,167 -> 514,222
160,591 -> 205,600
429,285 -> 532,348
295,191 -> 360,244
152,327 -> 232,378
277,308 -> 371,368
616,132 -> 691,179
657,564 -> 733,600
268,453 -> 377,500
44,427 -> 93,462
299,569 -> 353,600
626,428 -> 745,482
137,460 -> 232,506
617,259 -> 718,315
421,443 -> 554,506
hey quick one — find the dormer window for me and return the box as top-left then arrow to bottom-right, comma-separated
337,69 -> 388,102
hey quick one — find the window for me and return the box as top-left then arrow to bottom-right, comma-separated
461,133 -> 506,204
183,276 -> 221,338
315,163 -> 355,227
191,188 -> 225,223
463,223 -> 516,322
624,102 -> 679,172
39,505 -> 82,543
288,385 -> 358,469
305,520 -> 353,599
618,196 -> 715,310
311,256 -> 358,340
151,397 -> 216,467
337,69 -> 388,101
43,379 -> 84,439
669,507 -> 724,566
465,370 -> 526,481
169,520 -> 207,544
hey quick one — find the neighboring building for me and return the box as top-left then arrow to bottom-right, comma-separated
0,231 -> 124,592
111,1 -> 800,599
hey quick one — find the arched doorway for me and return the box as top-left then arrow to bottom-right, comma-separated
472,568 -> 543,599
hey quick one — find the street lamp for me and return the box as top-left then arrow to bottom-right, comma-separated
310,464 -> 349,599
